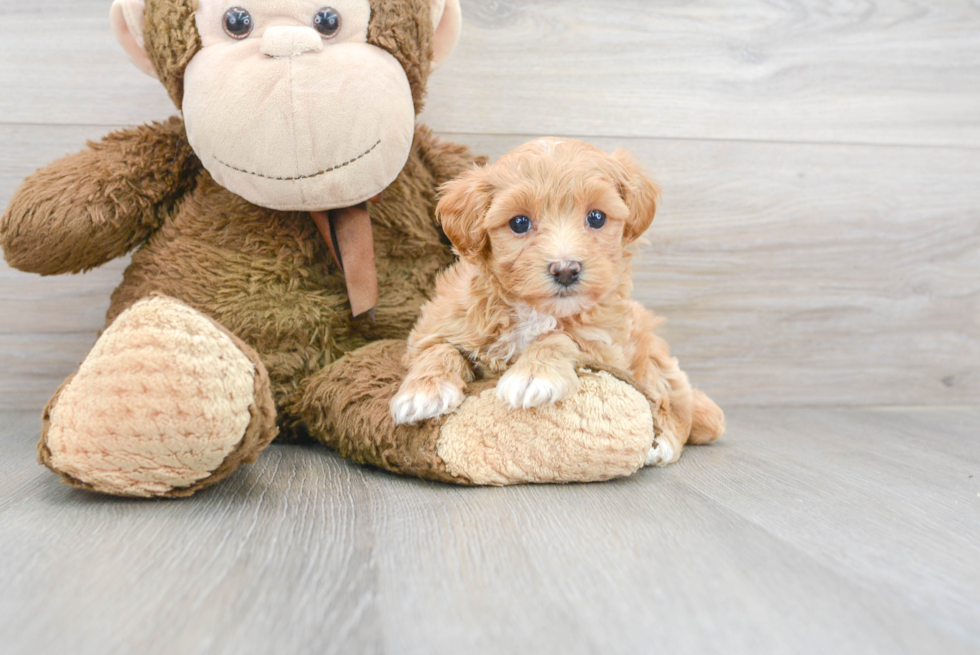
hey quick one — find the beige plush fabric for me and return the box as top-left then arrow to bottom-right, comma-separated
183,0 -> 419,211
437,371 -> 653,485
110,0 -> 157,77
43,297 -> 260,497
429,0 -> 461,69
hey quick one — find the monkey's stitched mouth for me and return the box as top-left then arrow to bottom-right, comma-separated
214,140 -> 382,181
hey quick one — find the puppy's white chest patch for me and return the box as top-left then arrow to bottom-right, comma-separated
485,305 -> 557,365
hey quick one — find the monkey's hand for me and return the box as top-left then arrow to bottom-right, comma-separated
1,116 -> 198,275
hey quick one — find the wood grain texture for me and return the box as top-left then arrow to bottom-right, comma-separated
3,125 -> 977,408
2,407 -> 978,655
0,2 -> 174,127
1,1 -> 979,147
426,0 -> 980,148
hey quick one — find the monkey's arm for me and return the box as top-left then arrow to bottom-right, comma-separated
1,117 -> 198,275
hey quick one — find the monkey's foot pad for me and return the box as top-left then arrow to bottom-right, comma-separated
438,371 -> 655,485
39,296 -> 277,498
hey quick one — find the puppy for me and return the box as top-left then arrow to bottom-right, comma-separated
390,138 -> 725,466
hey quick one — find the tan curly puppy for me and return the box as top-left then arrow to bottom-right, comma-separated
391,138 -> 725,466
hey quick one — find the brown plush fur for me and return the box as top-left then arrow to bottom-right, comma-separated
296,339 -> 473,483
0,0 -> 482,494
1,117 -> 477,446
143,0 -> 201,107
100,122 -> 473,442
393,139 -> 725,464
367,0 -> 437,112
1,117 -> 197,275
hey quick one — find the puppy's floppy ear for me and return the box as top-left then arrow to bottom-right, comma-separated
612,150 -> 661,244
437,167 -> 493,260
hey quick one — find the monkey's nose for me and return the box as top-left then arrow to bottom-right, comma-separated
550,261 -> 583,288
261,27 -> 324,58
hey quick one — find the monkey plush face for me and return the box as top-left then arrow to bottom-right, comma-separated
111,0 -> 462,211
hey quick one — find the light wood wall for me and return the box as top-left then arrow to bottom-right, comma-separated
1,0 -> 978,409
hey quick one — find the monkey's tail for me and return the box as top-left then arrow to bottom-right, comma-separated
688,389 -> 726,445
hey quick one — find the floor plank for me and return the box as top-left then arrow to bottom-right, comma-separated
0,3 -> 174,128
1,407 -> 978,655
425,0 -> 980,147
1,1 -> 978,147
3,126 -> 977,408
0,412 -> 386,655
683,407 -> 980,640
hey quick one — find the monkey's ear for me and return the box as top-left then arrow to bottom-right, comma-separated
612,149 -> 661,244
430,0 -> 462,70
437,167 -> 493,260
110,0 -> 157,78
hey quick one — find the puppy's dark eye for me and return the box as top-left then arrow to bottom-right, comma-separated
223,7 -> 254,39
510,216 -> 532,234
587,210 -> 607,230
313,7 -> 342,38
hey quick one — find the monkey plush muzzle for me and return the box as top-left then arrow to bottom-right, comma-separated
183,7 -> 417,212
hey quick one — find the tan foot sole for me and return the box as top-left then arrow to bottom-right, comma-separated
40,296 -> 277,497
437,370 -> 653,485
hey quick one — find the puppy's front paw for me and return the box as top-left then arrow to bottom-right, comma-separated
496,363 -> 578,410
390,380 -> 465,425
645,439 -> 676,468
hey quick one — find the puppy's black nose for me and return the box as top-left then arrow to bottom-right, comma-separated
550,261 -> 583,288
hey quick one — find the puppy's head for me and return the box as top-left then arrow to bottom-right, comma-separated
437,138 -> 660,317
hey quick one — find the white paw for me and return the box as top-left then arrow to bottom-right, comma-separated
496,368 -> 573,410
390,383 -> 465,425
645,440 -> 675,468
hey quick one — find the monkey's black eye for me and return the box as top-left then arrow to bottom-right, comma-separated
510,216 -> 532,234
587,210 -> 607,229
313,7 -> 342,38
223,7 -> 253,39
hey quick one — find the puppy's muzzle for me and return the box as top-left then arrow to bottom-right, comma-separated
550,261 -> 583,288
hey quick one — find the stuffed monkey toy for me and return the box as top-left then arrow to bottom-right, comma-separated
1,0 -> 661,497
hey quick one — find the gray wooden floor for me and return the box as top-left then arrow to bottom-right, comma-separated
2,407 -> 978,655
